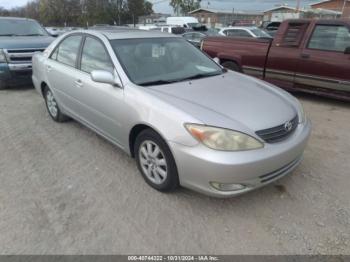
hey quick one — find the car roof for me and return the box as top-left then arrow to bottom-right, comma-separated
82,29 -> 180,40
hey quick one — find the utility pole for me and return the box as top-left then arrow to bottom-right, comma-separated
341,0 -> 347,17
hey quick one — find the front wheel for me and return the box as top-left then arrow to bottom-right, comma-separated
0,81 -> 7,90
43,87 -> 69,122
134,129 -> 179,192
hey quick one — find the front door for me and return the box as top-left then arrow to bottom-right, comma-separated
74,36 -> 125,145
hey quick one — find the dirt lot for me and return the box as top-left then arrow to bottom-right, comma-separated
0,87 -> 349,255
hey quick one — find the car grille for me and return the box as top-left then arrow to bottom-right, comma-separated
5,48 -> 45,63
256,115 -> 299,143
259,157 -> 301,184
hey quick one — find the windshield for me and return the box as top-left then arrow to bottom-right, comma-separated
251,28 -> 271,38
0,19 -> 48,36
110,38 -> 223,86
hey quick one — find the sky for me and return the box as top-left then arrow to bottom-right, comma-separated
0,0 -> 319,13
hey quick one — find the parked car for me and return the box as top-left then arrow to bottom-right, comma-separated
218,26 -> 272,39
202,19 -> 350,101
45,27 -> 66,37
183,29 -> 220,48
32,29 -> 311,198
262,21 -> 281,37
166,16 -> 200,29
150,26 -> 186,35
0,17 -> 54,90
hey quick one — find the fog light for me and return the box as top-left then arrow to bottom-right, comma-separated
210,182 -> 246,192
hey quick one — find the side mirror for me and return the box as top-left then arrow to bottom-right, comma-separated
213,57 -> 220,65
345,47 -> 350,54
91,70 -> 122,87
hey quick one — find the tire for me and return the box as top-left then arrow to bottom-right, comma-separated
222,61 -> 240,72
0,81 -> 7,90
43,86 -> 69,122
134,129 -> 179,192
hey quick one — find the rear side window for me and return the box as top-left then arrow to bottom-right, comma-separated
80,37 -> 114,73
225,29 -> 251,38
52,35 -> 82,67
281,23 -> 308,46
308,25 -> 350,52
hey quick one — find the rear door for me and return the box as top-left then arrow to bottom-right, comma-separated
265,21 -> 309,90
46,34 -> 84,115
295,22 -> 350,95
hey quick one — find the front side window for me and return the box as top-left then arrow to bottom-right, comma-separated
0,19 -> 48,36
110,37 -> 223,86
80,37 -> 114,73
52,35 -> 82,67
308,25 -> 350,52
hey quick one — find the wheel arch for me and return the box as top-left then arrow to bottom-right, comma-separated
129,123 -> 169,158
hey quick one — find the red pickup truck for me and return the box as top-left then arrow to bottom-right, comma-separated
202,19 -> 350,101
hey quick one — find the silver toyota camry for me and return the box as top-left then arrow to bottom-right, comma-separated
32,29 -> 311,197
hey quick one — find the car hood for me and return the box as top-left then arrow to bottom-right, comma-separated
0,36 -> 54,49
144,72 -> 297,133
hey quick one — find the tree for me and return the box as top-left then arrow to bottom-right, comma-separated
170,0 -> 200,15
127,0 -> 153,26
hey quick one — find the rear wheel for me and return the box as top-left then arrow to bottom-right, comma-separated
222,61 -> 240,72
134,129 -> 179,192
43,86 -> 69,122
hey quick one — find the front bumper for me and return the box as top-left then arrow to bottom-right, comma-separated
0,63 -> 33,87
169,119 -> 311,198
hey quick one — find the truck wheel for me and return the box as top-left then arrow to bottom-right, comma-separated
222,61 -> 240,72
0,81 -> 7,90
134,129 -> 180,192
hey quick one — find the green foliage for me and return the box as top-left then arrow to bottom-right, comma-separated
0,0 -> 154,27
170,0 -> 200,15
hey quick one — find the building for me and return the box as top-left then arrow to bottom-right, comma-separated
263,6 -> 303,22
310,0 -> 350,18
188,8 -> 263,28
138,13 -> 171,25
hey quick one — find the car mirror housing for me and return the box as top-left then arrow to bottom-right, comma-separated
213,57 -> 220,65
345,47 -> 350,54
91,70 -> 122,87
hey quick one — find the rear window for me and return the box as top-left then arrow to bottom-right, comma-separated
281,23 -> 308,46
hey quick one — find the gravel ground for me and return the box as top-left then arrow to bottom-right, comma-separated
0,86 -> 349,255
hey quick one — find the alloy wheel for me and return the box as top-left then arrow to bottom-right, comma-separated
139,140 -> 168,185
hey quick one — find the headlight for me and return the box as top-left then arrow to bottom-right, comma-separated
293,97 -> 306,124
185,124 -> 264,151
0,49 -> 7,63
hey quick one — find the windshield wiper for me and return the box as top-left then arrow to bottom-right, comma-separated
173,72 -> 222,82
20,34 -> 46,36
139,79 -> 178,86
0,34 -> 20,36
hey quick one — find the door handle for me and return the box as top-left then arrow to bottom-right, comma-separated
75,79 -> 83,87
46,65 -> 52,72
300,53 -> 310,59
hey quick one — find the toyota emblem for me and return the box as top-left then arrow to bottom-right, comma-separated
284,121 -> 293,132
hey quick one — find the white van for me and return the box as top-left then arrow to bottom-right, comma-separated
166,17 -> 200,28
